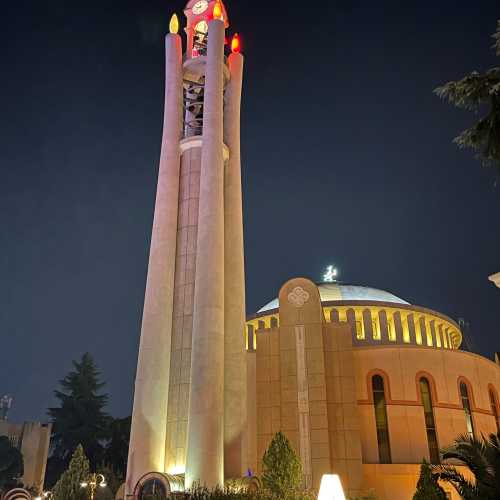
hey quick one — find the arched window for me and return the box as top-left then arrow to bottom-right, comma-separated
489,388 -> 500,433
460,382 -> 475,439
372,375 -> 391,463
419,377 -> 439,463
140,478 -> 167,500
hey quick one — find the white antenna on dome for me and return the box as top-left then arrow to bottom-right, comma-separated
323,265 -> 338,283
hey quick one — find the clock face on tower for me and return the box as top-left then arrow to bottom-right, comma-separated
192,0 -> 208,15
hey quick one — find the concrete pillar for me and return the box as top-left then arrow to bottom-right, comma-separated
126,33 -> 183,495
223,52 -> 247,479
246,350 -> 258,476
185,18 -> 226,489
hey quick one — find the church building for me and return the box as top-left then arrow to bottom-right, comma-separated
246,276 -> 500,499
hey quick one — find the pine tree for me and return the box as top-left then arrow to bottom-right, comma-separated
52,444 -> 90,500
0,436 -> 24,491
413,460 -> 446,500
262,431 -> 302,498
435,20 -> 500,181
48,353 -> 110,468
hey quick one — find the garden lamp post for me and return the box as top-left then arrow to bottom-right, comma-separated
80,473 -> 107,500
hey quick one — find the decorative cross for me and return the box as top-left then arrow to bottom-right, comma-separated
323,265 -> 338,283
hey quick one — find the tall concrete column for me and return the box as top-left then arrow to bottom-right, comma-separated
185,18 -> 226,489
223,52 -> 247,479
126,33 -> 183,495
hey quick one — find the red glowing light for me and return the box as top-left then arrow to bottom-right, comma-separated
213,1 -> 222,20
231,33 -> 241,53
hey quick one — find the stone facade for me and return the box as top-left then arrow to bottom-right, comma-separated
0,421 -> 51,493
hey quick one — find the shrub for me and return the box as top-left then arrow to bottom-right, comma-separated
262,432 -> 302,498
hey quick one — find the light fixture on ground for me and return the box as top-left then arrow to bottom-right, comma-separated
80,473 -> 107,500
318,475 -> 346,500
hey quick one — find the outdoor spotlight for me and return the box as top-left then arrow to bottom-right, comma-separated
318,474 -> 346,500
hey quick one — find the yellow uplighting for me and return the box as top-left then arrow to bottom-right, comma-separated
168,465 -> 185,475
169,14 -> 180,34
318,475 -> 346,500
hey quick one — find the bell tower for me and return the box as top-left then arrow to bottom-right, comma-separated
126,0 -> 248,495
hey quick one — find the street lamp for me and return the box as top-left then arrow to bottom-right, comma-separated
80,473 -> 107,500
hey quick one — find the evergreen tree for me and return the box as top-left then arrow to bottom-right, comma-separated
262,431 -> 302,498
48,353 -> 110,468
103,416 -> 131,478
0,436 -> 23,492
435,20 -> 500,181
52,444 -> 90,500
413,460 -> 446,500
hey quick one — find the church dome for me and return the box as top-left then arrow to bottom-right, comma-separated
257,282 -> 409,314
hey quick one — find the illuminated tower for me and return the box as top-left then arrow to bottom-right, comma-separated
126,0 -> 247,495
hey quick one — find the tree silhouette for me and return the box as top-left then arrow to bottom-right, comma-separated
435,20 -> 500,182
48,353 -> 110,468
434,432 -> 500,499
0,436 -> 23,491
413,460 -> 446,500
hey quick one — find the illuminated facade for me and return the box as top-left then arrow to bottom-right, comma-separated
247,277 -> 500,499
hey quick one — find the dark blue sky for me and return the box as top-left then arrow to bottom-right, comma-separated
1,0 -> 499,422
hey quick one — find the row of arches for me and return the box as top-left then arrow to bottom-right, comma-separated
369,372 -> 500,464
328,306 -> 460,349
246,305 -> 461,351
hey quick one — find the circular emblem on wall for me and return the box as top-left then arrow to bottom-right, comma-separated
287,286 -> 310,308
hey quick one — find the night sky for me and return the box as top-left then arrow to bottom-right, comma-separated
1,0 -> 499,423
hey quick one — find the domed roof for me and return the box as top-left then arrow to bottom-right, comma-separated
257,282 -> 409,314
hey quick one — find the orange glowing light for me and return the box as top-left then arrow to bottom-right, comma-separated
231,33 -> 241,53
213,1 -> 223,20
